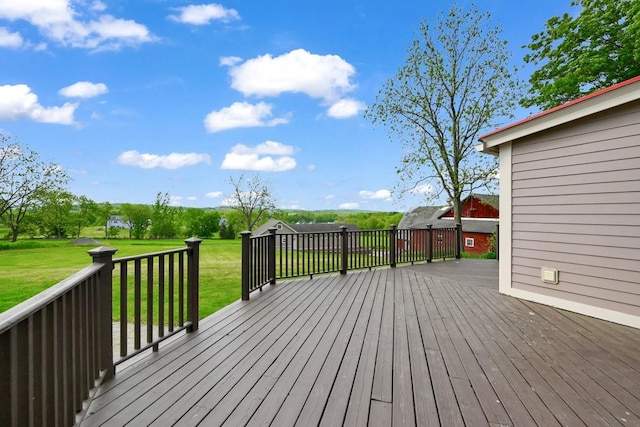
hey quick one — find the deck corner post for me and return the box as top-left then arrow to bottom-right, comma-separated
241,231 -> 252,300
455,223 -> 462,259
426,224 -> 433,263
268,227 -> 277,285
390,224 -> 397,268
185,237 -> 202,332
340,226 -> 348,275
87,246 -> 118,381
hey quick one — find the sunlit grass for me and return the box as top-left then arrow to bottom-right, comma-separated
0,238 -> 243,319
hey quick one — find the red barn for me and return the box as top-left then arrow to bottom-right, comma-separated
398,194 -> 499,255
442,194 -> 499,220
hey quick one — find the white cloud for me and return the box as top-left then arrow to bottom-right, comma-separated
221,197 -> 238,207
408,184 -> 434,195
117,150 -> 211,169
307,164 -> 316,172
90,1 -> 107,12
219,55 -> 242,66
59,81 -> 108,98
0,84 -> 76,124
283,203 -> 302,210
339,202 -> 359,209
204,101 -> 289,133
225,49 -> 357,103
0,26 -> 23,47
169,4 -> 240,25
221,141 -> 296,172
359,189 -> 392,201
0,1 -> 153,51
205,191 -> 223,198
236,140 -> 294,156
327,98 -> 366,119
169,195 -> 183,206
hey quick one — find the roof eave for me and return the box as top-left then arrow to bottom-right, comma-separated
478,75 -> 640,149
475,141 -> 499,156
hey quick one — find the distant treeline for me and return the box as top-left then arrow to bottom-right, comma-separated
0,190 -> 405,242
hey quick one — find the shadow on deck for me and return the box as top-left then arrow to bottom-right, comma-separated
83,259 -> 640,426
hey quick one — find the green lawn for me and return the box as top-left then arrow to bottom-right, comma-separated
0,238 -> 243,319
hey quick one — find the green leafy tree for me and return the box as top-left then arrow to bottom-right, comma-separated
121,203 -> 151,239
33,190 -> 75,239
183,208 -> 220,238
522,0 -> 640,110
0,134 -> 70,241
96,202 -> 114,239
365,4 -> 519,227
150,192 -> 179,239
227,174 -> 276,231
70,195 -> 97,238
218,220 -> 236,240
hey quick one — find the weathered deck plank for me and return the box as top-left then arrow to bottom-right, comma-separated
82,259 -> 640,426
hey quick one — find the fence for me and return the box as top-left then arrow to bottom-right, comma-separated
242,224 -> 461,299
0,238 -> 201,427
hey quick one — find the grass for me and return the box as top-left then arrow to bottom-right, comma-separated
1,234 -> 493,320
0,238 -> 243,319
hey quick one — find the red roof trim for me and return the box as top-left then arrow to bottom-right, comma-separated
479,75 -> 640,140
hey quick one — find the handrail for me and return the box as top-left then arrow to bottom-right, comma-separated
0,263 -> 103,335
241,225 -> 461,300
113,246 -> 188,263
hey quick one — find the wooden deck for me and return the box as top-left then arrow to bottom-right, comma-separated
83,260 -> 640,426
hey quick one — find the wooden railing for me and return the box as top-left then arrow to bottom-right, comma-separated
112,237 -> 201,364
241,225 -> 461,299
0,238 -> 201,427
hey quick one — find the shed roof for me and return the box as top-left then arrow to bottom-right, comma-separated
289,222 -> 360,233
252,219 -> 360,236
398,206 -> 450,229
399,205 -> 497,234
477,75 -> 640,154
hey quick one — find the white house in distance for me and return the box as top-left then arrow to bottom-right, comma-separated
107,215 -> 130,230
477,75 -> 640,329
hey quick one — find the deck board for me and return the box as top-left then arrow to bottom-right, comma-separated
82,259 -> 640,426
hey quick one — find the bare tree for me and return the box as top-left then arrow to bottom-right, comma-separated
227,174 -> 276,232
365,4 -> 521,226
0,133 -> 70,241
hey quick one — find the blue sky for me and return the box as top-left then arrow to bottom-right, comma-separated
0,1 -> 568,212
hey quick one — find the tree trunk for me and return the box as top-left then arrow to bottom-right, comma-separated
453,197 -> 464,253
11,227 -> 18,242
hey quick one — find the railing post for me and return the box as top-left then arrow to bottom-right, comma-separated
455,223 -> 462,259
340,226 -> 348,275
241,231 -> 252,300
87,246 -> 118,382
390,224 -> 397,268
268,227 -> 277,285
185,238 -> 202,332
426,225 -> 433,263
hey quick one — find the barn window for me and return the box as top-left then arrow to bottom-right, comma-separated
276,223 -> 283,230
465,237 -> 475,247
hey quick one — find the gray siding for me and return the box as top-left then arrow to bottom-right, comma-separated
511,101 -> 640,317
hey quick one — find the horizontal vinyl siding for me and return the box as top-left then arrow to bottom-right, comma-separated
511,101 -> 640,317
